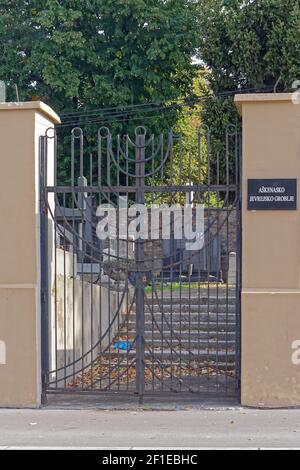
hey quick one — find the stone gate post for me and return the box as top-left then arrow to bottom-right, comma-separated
0,102 -> 60,407
235,94 -> 300,407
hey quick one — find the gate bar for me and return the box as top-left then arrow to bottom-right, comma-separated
135,132 -> 146,404
40,136 -> 49,405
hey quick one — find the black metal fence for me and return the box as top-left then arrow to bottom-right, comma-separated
40,124 -> 241,403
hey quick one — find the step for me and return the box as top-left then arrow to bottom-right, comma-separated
148,297 -> 237,306
130,313 -> 237,323
122,331 -> 236,341
105,349 -> 237,363
98,358 -> 236,372
134,312 -> 236,321
144,339 -> 236,349
116,337 -> 236,351
127,321 -> 237,332
145,304 -> 236,314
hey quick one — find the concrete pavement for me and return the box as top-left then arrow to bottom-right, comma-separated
0,407 -> 300,449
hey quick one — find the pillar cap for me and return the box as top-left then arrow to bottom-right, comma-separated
0,101 -> 61,124
235,93 -> 295,115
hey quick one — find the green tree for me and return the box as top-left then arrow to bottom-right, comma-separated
0,0 -> 200,183
197,0 -> 300,182
0,0 -> 199,114
147,75 -> 214,204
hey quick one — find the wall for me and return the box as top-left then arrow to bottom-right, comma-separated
0,102 -> 60,407
51,249 -> 132,387
236,93 -> 300,407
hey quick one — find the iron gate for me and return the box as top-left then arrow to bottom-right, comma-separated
40,124 -> 241,403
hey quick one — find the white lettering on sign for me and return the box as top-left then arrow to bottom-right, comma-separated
291,340 -> 300,366
259,186 -> 286,194
0,340 -> 6,365
249,196 -> 295,203
248,179 -> 297,210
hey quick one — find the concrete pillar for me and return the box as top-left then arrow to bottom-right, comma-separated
0,102 -> 60,408
235,94 -> 300,407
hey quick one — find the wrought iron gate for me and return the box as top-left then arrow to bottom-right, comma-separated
40,123 -> 241,403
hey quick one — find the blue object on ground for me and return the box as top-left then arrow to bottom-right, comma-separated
114,341 -> 132,351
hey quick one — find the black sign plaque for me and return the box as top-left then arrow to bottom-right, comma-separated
248,179 -> 297,210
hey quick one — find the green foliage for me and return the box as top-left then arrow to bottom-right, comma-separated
0,1 -> 200,184
197,0 -> 300,182
198,0 -> 300,90
145,75 -> 225,207
3,0 -> 299,190
0,0 -> 199,114
146,77 -> 202,187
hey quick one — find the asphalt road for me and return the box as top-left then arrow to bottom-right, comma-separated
0,407 -> 300,449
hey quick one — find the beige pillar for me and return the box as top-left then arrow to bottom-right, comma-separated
235,94 -> 300,407
0,102 -> 60,408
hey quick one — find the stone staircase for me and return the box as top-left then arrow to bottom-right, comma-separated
113,294 -> 238,372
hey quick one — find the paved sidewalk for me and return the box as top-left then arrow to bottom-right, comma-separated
0,407 -> 300,449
